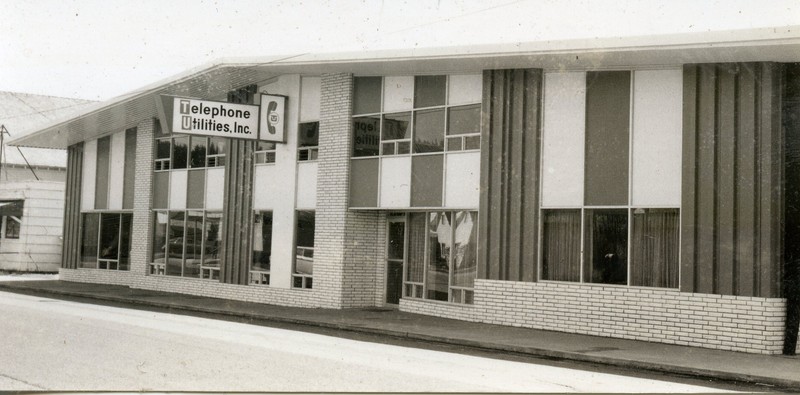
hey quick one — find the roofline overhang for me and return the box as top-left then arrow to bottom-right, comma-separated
11,25 -> 800,149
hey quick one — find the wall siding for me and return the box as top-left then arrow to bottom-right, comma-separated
681,63 -> 783,297
61,143 -> 83,269
478,69 -> 542,282
221,139 -> 255,285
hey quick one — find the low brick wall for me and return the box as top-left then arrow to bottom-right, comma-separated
400,279 -> 787,355
60,268 -> 333,308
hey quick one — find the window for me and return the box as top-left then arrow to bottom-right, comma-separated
150,210 -> 222,279
250,211 -> 273,285
79,212 -> 132,270
539,69 -> 682,288
404,210 -> 477,304
298,122 -> 319,161
155,136 -> 226,171
292,210 -> 315,289
352,74 -> 482,158
0,200 -> 23,239
254,141 -> 276,164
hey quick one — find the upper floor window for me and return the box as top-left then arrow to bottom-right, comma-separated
352,74 -> 482,157
155,136 -> 226,171
298,122 -> 319,161
254,141 -> 276,164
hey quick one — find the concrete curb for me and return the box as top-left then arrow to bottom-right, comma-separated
1,282 -> 798,390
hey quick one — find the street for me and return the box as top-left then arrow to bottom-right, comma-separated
0,290 -> 740,392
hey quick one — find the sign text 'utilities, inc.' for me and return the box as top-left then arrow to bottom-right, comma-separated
173,98 -> 260,139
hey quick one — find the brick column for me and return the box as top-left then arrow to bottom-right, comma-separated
315,73 -> 384,308
130,118 -> 155,275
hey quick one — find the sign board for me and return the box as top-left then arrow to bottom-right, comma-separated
258,93 -> 286,143
172,97 -> 259,140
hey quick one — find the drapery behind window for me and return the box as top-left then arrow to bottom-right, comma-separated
541,210 -> 581,282
631,208 -> 679,288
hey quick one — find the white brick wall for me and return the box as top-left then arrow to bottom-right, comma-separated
401,279 -> 787,354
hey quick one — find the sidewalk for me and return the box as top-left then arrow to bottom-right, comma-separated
1,279 -> 798,390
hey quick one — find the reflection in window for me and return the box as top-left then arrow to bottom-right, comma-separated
353,116 -> 381,157
250,211 -> 273,285
184,210 -> 204,278
413,108 -> 445,153
404,210 -> 477,304
207,137 -> 226,167
293,210 -> 315,289
155,138 -> 171,170
255,141 -> 277,164
631,208 -> 679,288
172,136 -> 188,169
202,212 -> 222,280
414,75 -> 446,108
79,212 -> 132,270
152,212 -> 168,273
190,137 -> 207,168
298,122 -> 319,161
353,76 -> 382,115
166,211 -> 185,276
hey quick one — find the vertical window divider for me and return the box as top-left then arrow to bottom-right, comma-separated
626,71 -> 635,286
579,207 -> 585,283
422,212 -> 429,299
448,212 -> 454,302
402,212 -> 409,298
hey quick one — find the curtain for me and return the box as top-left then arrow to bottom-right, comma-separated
406,213 -> 427,283
631,208 -> 680,288
541,210 -> 581,282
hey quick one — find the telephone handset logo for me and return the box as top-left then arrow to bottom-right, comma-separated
266,101 -> 279,135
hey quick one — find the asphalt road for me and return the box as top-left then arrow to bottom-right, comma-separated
0,290 -> 742,392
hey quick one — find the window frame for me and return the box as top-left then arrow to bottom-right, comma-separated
149,209 -> 222,280
292,210 -> 315,289
78,211 -> 133,271
250,210 -> 273,286
537,68 -> 681,289
351,75 -> 482,159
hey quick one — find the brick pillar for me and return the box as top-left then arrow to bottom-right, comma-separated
130,118 -> 155,275
315,73 -> 384,308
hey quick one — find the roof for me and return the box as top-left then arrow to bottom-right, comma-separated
10,25 -> 800,150
0,91 -> 95,167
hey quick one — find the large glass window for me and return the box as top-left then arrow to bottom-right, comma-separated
539,70 -> 680,288
292,210 -> 315,289
404,210 -> 477,304
250,211 -> 273,285
155,136 -> 226,171
352,75 -> 481,157
151,210 -> 222,279
79,212 -> 132,270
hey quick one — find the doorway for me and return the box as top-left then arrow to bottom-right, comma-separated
385,215 -> 406,305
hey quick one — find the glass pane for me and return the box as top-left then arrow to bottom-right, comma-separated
152,212 -> 168,264
388,221 -> 405,260
541,209 -> 581,282
119,214 -> 132,270
172,136 -> 188,169
584,209 -> 628,285
80,213 -> 99,268
381,142 -> 395,155
353,76 -> 382,115
204,212 -> 222,270
298,122 -> 319,148
166,211 -> 185,276
252,211 -> 273,271
184,211 -> 204,278
208,137 -> 227,156
5,217 -> 20,239
464,135 -> 481,150
397,141 -> 411,155
631,208 -> 679,288
446,137 -> 462,151
413,108 -> 445,153
406,212 -> 426,283
447,104 -> 480,135
295,211 -> 315,275
156,139 -> 171,160
414,75 -> 446,108
98,213 -> 121,260
382,112 -> 411,140
257,141 -> 276,151
426,212 -> 450,301
189,137 -> 207,168
451,211 -> 477,289
353,116 -> 380,157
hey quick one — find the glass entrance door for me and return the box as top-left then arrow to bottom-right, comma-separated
386,216 -> 406,304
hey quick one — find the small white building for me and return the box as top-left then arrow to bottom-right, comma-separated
0,91 -> 94,272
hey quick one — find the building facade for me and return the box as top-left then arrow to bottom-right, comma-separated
12,27 -> 800,354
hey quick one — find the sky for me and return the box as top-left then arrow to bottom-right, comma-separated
0,0 -> 798,101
